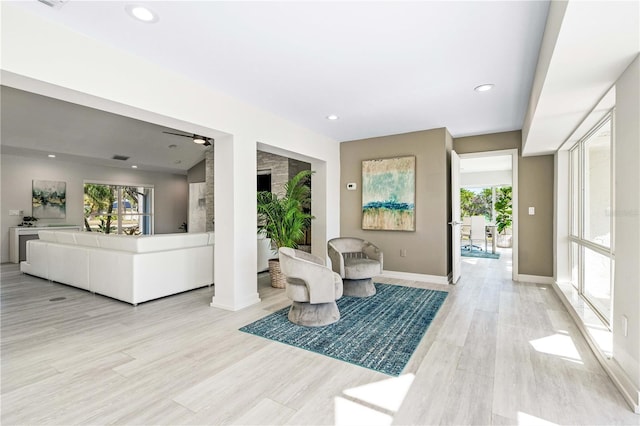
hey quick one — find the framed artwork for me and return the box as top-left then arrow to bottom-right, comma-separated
362,156 -> 415,231
32,180 -> 66,219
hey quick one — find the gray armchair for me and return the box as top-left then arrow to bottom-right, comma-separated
278,247 -> 343,326
327,237 -> 383,297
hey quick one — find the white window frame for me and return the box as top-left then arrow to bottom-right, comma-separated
83,180 -> 155,235
568,110 -> 615,326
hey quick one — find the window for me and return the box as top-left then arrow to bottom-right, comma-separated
569,113 -> 614,324
84,183 -> 153,235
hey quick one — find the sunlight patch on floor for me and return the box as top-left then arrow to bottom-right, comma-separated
517,411 -> 559,425
334,397 -> 392,426
529,333 -> 583,364
335,374 -> 415,425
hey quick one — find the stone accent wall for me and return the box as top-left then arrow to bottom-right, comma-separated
257,151 -> 289,198
257,151 -> 312,246
205,147 -> 214,232
288,158 -> 311,181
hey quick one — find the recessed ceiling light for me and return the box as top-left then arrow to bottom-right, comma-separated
326,114 -> 339,121
474,84 -> 494,92
47,154 -> 56,158
125,4 -> 159,23
131,165 -> 138,169
168,144 -> 177,149
193,136 -> 206,144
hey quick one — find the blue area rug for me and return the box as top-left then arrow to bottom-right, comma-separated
239,283 -> 448,376
461,249 -> 500,259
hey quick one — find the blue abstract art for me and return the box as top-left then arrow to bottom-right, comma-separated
362,156 -> 415,231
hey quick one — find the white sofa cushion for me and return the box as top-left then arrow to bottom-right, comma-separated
74,232 -> 101,247
135,232 -> 210,253
54,231 -> 77,244
38,230 -> 58,242
95,234 -> 140,252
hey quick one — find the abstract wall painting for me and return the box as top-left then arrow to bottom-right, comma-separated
362,156 -> 415,231
32,180 -> 66,219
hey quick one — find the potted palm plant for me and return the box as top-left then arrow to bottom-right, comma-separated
494,186 -> 512,248
257,170 -> 313,288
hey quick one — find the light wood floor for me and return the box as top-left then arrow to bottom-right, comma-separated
1,250 -> 637,425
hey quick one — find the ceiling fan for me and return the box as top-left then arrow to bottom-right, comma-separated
163,131 -> 214,147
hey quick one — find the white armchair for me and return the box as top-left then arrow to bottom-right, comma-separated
327,237 -> 383,297
278,247 -> 343,326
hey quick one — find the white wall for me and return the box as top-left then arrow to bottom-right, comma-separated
613,54 -> 640,393
0,154 -> 188,263
0,4 -> 340,310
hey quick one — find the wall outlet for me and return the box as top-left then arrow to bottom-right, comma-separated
400,249 -> 407,257
9,209 -> 23,216
528,206 -> 535,215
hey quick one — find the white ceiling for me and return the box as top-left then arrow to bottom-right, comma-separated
1,0 -> 551,172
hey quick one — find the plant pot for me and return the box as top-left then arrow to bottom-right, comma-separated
269,258 -> 286,288
497,234 -> 512,248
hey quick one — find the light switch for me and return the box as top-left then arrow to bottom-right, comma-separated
528,207 -> 535,215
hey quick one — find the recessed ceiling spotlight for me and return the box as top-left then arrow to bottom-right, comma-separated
193,136 -> 206,144
125,4 -> 159,23
474,84 -> 494,92
326,114 -> 339,121
168,144 -> 177,149
48,154 -> 56,158
131,165 -> 138,169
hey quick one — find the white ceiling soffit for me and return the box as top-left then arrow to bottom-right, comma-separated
522,0 -> 640,156
7,1 -> 550,143
460,155 -> 512,173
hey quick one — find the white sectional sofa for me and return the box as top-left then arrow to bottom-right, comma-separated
21,230 -> 215,305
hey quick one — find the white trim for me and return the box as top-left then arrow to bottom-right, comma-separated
381,270 -> 450,285
210,293 -> 261,311
552,282 -> 640,413
515,274 -> 555,284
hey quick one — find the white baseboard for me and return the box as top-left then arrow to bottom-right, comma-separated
381,270 -> 450,285
515,274 -> 555,284
210,293 -> 261,311
552,282 -> 640,413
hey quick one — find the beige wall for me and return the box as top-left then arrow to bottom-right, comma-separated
518,155 -> 554,276
453,130 -> 554,277
340,128 -> 450,278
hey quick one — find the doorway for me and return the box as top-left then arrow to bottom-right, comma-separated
452,149 -> 518,282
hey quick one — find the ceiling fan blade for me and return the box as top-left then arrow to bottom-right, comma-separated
163,131 -> 213,146
162,131 -> 193,138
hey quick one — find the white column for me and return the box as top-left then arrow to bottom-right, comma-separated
211,134 -> 260,311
